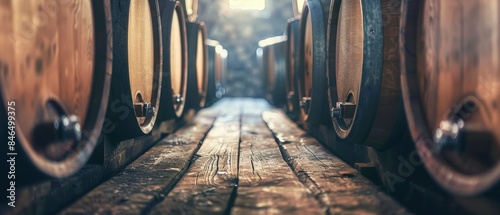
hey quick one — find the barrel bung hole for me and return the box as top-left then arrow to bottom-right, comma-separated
337,91 -> 354,129
135,91 -> 145,104
1,62 -> 8,76
33,99 -> 76,161
35,58 -> 43,74
442,98 -> 500,175
134,91 -> 146,120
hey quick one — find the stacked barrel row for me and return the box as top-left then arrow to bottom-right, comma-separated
0,0 -> 227,181
259,0 -> 500,197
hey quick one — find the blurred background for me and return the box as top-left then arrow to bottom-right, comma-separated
199,0 -> 293,97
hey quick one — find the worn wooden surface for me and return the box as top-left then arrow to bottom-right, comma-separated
232,100 -> 323,214
148,100 -> 242,214
51,98 -> 409,214
59,112 -> 217,214
263,109 -> 409,214
0,123 -> 170,215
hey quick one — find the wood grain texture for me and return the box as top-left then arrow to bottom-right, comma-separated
231,99 -> 324,214
148,99 -> 244,215
401,0 -> 500,195
0,0 -> 113,178
263,109 -> 410,214
0,126 -> 165,215
58,108 -> 217,214
15,98 -> 413,215
297,0 -> 331,124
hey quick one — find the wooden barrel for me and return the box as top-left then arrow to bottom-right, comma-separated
179,0 -> 198,22
217,48 -> 228,98
185,21 -> 208,110
292,0 -> 306,17
259,36 -> 288,106
259,40 -> 274,100
214,45 -> 223,93
0,0 -> 113,178
215,46 -> 224,99
206,40 -> 221,105
327,0 -> 405,149
297,0 -> 331,124
256,47 -> 266,97
401,0 -> 500,196
285,17 -> 301,114
156,0 -> 188,120
108,0 -> 162,141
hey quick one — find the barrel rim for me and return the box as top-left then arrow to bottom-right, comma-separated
329,0 -> 385,143
180,0 -> 199,22
206,41 -> 222,105
156,0 -> 189,120
172,2 -> 188,117
292,0 -> 306,18
297,0 -> 329,124
197,22 -> 209,108
184,21 -> 208,109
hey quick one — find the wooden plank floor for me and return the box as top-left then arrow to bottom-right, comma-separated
60,98 -> 410,214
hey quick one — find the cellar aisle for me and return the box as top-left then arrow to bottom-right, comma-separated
60,98 -> 409,214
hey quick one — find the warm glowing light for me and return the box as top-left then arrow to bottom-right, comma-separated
258,36 -> 286,47
296,0 -> 306,14
229,0 -> 266,10
221,49 -> 228,58
256,48 -> 263,57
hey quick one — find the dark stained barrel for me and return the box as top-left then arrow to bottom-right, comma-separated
400,0 -> 500,196
206,40 -> 222,106
292,0 -> 306,17
259,36 -> 288,107
285,17 -> 301,115
0,0 -> 113,178
327,0 -> 405,149
156,0 -> 188,120
107,0 -> 162,141
185,21 -> 208,110
297,0 -> 331,124
179,0 -> 198,22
